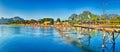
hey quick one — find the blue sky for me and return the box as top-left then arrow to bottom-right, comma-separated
0,0 -> 120,20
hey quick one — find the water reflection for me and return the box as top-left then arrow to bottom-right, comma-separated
0,25 -> 87,52
56,27 -> 120,52
0,25 -> 119,52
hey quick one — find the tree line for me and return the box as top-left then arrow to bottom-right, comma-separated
68,11 -> 120,24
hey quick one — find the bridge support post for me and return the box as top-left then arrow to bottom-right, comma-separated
102,32 -> 106,52
88,28 -> 91,47
112,32 -> 115,44
102,31 -> 106,48
112,32 -> 115,52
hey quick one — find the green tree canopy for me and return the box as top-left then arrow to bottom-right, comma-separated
56,18 -> 61,22
39,18 -> 54,25
30,19 -> 37,23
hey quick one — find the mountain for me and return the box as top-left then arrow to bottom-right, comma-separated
68,14 -> 78,21
0,17 -> 10,24
101,14 -> 119,19
80,11 -> 92,21
68,11 -> 94,21
11,16 -> 24,21
0,16 -> 24,24
68,11 -> 120,22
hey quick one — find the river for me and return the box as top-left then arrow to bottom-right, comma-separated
0,25 -> 120,52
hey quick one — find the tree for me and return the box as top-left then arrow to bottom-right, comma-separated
56,18 -> 61,22
30,19 -> 37,23
25,20 -> 30,24
110,17 -> 120,24
38,18 -> 54,25
11,20 -> 22,24
91,14 -> 100,24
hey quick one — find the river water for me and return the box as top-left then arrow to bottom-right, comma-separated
0,25 -> 120,52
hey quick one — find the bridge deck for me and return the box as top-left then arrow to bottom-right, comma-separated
74,26 -> 120,33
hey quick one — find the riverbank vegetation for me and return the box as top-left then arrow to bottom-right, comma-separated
0,11 -> 120,27
68,11 -> 120,25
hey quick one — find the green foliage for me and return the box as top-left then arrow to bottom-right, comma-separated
100,17 -> 106,20
68,11 -> 120,25
62,20 -> 69,22
10,20 -> 22,24
68,11 -> 99,24
5,11 -> 120,25
39,18 -> 54,24
91,14 -> 99,21
110,17 -> 120,24
25,20 -> 30,24
30,19 -> 37,23
56,18 -> 61,22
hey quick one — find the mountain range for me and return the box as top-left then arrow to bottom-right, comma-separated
0,16 -> 24,24
68,11 -> 120,21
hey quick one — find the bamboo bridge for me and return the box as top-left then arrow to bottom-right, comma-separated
54,24 -> 120,52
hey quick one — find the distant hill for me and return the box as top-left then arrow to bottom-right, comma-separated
0,16 -> 24,24
68,11 -> 95,21
11,16 -> 24,21
102,14 -> 119,19
68,11 -> 120,22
